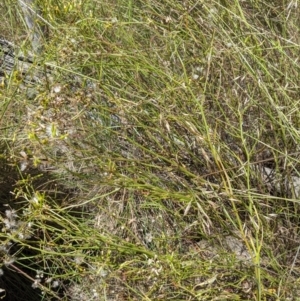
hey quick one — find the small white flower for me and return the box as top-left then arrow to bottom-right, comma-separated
147,258 -> 154,265
3,218 -> 11,229
32,279 -> 41,289
20,161 -> 29,171
192,74 -> 199,80
52,85 -> 62,94
36,270 -> 44,279
145,232 -> 153,243
165,16 -> 172,23
4,256 -> 15,267
5,209 -> 18,219
46,123 -> 59,138
30,195 -> 39,205
52,280 -> 60,288
18,232 -> 24,240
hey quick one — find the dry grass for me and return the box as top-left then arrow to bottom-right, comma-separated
1,0 -> 300,300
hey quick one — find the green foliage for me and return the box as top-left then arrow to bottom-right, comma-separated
1,0 -> 300,300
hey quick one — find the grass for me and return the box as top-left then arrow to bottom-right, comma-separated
1,0 -> 300,300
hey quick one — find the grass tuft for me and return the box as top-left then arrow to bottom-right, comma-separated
1,0 -> 300,300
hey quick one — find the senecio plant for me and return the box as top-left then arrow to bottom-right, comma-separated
0,0 -> 300,300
